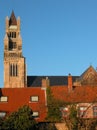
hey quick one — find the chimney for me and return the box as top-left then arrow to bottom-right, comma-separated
68,73 -> 73,92
42,77 -> 50,89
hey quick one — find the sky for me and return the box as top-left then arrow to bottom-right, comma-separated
0,0 -> 97,87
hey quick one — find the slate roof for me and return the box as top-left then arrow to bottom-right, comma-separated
27,76 -> 79,87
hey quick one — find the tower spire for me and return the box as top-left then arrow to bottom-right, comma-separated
9,11 -> 17,26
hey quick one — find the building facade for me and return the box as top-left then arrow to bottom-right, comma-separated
1,12 -> 97,122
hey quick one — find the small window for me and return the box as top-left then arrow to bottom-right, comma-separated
93,106 -> 97,117
79,106 -> 87,111
60,107 -> 69,118
0,112 -> 6,118
79,106 -> 87,117
93,106 -> 97,111
32,112 -> 39,118
0,96 -> 8,102
30,96 -> 39,102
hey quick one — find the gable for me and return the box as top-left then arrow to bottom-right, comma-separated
74,66 -> 97,86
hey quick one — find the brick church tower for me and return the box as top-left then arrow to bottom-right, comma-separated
4,11 -> 27,88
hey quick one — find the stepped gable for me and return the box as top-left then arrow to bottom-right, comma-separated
27,76 -> 79,87
9,11 -> 17,26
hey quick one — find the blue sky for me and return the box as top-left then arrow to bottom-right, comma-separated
0,0 -> 97,87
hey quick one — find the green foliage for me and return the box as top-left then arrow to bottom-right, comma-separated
1,105 -> 37,130
79,118 -> 97,130
69,104 -> 79,130
0,118 -> 4,129
37,123 -> 57,130
46,86 -> 62,122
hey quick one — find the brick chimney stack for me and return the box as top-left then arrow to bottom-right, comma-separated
68,74 -> 73,92
42,77 -> 50,89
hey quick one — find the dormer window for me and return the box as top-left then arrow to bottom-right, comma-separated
30,96 -> 39,102
0,112 -> 6,118
0,96 -> 8,102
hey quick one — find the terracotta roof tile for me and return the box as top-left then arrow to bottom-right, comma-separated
51,86 -> 97,103
0,88 -> 47,122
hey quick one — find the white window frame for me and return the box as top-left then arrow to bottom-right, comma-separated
60,107 -> 69,118
32,111 -> 39,117
79,106 -> 87,117
79,106 -> 87,111
30,96 -> 39,102
0,96 -> 8,102
0,112 -> 6,118
93,106 -> 97,117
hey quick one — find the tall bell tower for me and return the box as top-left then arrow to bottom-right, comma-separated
4,11 -> 27,88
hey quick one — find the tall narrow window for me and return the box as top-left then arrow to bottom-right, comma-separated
13,42 -> 16,49
16,64 -> 18,76
9,42 -> 17,50
13,64 -> 15,76
10,64 -> 18,77
10,64 -> 12,76
12,32 -> 16,38
9,32 -> 16,38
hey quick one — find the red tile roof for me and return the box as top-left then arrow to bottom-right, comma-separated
0,88 -> 47,122
51,86 -> 97,103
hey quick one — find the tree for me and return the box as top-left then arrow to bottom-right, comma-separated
63,104 -> 97,130
2,105 -> 37,130
0,117 -> 4,129
64,104 -> 79,130
37,123 -> 57,130
46,86 -> 62,122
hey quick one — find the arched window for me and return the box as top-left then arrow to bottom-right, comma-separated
13,64 -> 15,76
9,32 -> 16,38
10,64 -> 18,77
16,64 -> 18,76
10,64 -> 12,76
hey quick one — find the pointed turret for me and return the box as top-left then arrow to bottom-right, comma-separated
9,11 -> 17,26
